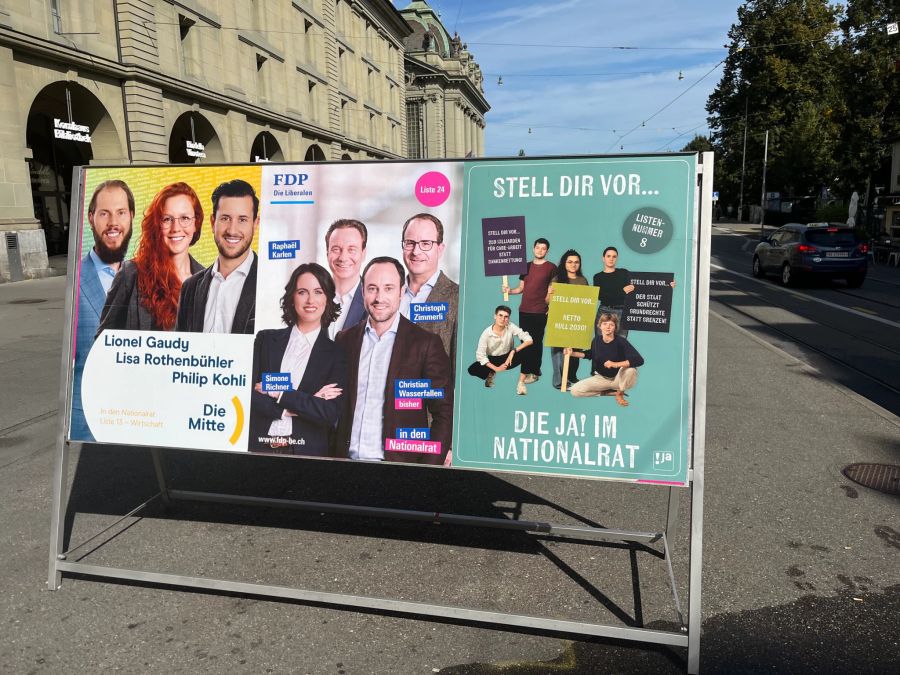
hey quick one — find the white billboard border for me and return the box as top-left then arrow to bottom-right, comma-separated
47,152 -> 712,674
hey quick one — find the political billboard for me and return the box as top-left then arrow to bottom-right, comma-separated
68,154 -> 698,484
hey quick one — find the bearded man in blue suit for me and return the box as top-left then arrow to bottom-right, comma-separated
71,180 -> 135,441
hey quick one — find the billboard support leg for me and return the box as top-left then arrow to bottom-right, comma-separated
150,448 -> 171,508
685,151 -> 714,674
47,438 -> 71,590
665,486 -> 680,542
48,167 -> 85,591
52,492 -> 691,650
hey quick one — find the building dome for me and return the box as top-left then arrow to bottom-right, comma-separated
400,0 -> 452,57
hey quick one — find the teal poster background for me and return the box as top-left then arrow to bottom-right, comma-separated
453,156 -> 697,483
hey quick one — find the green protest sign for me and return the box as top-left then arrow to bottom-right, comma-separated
545,283 -> 599,349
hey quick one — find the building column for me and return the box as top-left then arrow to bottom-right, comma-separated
123,81 -> 168,163
0,46 -> 50,281
464,110 -> 472,158
225,110 -> 250,163
424,88 -> 444,158
455,104 -> 465,158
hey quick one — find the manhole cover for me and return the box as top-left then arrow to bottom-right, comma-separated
7,299 -> 47,305
842,463 -> 900,496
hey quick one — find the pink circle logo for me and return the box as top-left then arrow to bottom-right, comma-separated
415,171 -> 451,207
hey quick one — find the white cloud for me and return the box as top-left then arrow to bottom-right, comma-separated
424,0 -> 744,155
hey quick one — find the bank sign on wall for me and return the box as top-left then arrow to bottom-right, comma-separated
70,154 -> 699,485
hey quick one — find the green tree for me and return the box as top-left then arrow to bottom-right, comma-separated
707,0 -> 841,217
681,135 -> 714,152
832,0 -> 900,201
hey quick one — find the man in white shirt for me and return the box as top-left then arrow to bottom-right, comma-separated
324,218 -> 368,339
467,305 -> 534,395
177,179 -> 259,334
334,257 -> 453,465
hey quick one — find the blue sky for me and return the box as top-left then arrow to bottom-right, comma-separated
403,0 -> 745,157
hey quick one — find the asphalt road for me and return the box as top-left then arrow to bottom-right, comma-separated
0,261 -> 898,673
709,222 -> 900,416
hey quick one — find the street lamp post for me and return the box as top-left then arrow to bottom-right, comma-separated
738,97 -> 748,222
759,129 -> 769,237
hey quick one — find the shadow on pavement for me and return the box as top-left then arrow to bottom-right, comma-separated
438,585 -> 900,674
61,443 -> 671,632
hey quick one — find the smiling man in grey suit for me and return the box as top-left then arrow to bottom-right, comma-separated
72,179 -> 135,441
399,213 -> 459,378
324,218 -> 368,339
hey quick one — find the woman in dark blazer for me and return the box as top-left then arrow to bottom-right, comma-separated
249,262 -> 348,456
97,182 -> 204,332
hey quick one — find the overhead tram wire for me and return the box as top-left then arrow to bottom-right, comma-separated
655,122 -> 713,152
605,58 -> 726,153
452,0 -> 464,34
483,69 -> 666,79
467,37 -> 832,51
150,20 -> 834,54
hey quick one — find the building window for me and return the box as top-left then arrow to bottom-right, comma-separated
256,53 -> 269,102
303,19 -> 314,63
341,99 -> 348,135
50,0 -> 62,33
179,14 -> 200,79
406,101 -> 424,159
308,80 -> 318,122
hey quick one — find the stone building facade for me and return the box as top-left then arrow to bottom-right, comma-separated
400,1 -> 488,160
0,0 -> 487,281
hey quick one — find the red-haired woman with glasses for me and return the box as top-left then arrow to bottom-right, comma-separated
98,182 -> 205,332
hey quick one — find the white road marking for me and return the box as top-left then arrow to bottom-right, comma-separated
710,262 -> 900,329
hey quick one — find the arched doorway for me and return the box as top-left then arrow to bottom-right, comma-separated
25,82 -> 124,254
304,144 -> 326,161
168,112 -> 225,164
250,131 -> 284,162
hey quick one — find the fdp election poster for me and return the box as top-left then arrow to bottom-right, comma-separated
69,154 -> 698,484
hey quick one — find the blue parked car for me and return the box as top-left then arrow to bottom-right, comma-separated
752,222 -> 868,287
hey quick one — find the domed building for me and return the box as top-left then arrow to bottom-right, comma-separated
400,0 -> 489,159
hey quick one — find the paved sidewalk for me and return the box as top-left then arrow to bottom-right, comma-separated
0,275 -> 897,673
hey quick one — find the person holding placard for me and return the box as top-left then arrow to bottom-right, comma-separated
467,305 -> 533,394
546,249 -> 588,390
249,262 -> 347,455
591,246 -> 633,339
98,182 -> 205,332
565,312 -> 644,407
592,246 -> 675,339
503,238 -> 556,384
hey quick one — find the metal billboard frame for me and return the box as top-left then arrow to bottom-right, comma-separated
48,152 -> 712,674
